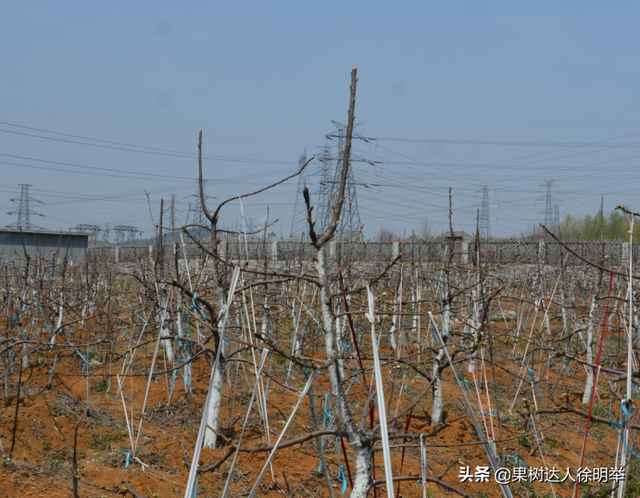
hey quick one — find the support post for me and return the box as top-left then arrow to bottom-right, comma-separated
392,240 -> 400,259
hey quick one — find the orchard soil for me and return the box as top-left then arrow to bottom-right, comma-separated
0,320 -> 623,498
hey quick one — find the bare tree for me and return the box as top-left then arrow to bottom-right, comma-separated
303,67 -> 376,498
176,131 -> 311,449
417,217 -> 434,241
376,225 -> 397,243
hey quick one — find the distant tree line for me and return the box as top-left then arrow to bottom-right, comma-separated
559,209 -> 640,240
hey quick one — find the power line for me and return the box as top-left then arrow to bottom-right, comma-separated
0,153 -> 297,185
0,122 -> 294,164
363,136 -> 640,148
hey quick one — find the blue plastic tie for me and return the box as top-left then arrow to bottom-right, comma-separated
122,450 -> 131,468
168,370 -> 178,404
191,295 -> 206,320
338,464 -> 347,494
192,474 -> 198,498
622,398 -> 635,419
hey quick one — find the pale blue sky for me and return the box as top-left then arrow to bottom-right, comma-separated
2,2 -> 640,239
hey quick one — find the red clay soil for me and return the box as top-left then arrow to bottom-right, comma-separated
0,338 -> 624,498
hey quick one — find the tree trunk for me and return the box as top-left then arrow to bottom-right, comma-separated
389,288 -> 399,352
158,307 -> 174,364
203,360 -> 224,448
432,296 -> 450,425
176,309 -> 192,395
51,292 -> 64,345
317,246 -> 373,498
582,294 -> 597,404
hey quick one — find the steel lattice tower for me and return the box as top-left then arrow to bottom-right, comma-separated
6,184 -> 45,230
542,180 -> 556,228
479,185 -> 491,240
74,224 -> 102,246
113,225 -> 141,245
189,179 -> 212,238
317,121 -> 362,240
74,224 -> 102,233
289,150 -> 309,240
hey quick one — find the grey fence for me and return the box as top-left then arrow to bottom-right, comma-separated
87,238 -> 637,269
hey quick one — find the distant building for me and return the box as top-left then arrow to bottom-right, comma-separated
438,230 -> 473,242
0,229 -> 89,260
266,231 -> 278,243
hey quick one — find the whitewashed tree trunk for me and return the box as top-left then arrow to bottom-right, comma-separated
412,287 -> 418,339
317,246 -> 373,498
336,311 -> 347,379
432,300 -> 450,425
560,285 -> 569,339
50,292 -> 64,345
288,299 -> 303,382
634,301 -> 640,350
158,308 -> 174,364
544,312 -> 552,337
80,296 -> 88,329
203,360 -> 224,448
21,341 -> 30,369
582,295 -> 597,404
81,282 -> 98,329
389,287 -> 399,352
261,295 -> 269,337
176,310 -> 192,395
431,357 -> 444,425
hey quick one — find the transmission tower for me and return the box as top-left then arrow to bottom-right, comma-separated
74,224 -> 102,245
102,223 -> 111,244
478,185 -> 491,239
188,180 -> 213,237
473,186 -> 497,240
317,121 -> 363,240
74,224 -> 101,233
539,180 -> 559,230
289,150 -> 309,240
113,225 -> 141,245
6,184 -> 45,230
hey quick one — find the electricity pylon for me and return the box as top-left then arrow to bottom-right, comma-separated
6,184 -> 45,230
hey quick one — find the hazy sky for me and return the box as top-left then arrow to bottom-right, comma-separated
2,2 -> 640,240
